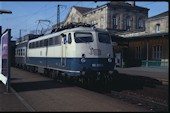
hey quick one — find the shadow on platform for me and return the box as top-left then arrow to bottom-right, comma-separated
11,80 -> 74,92
109,73 -> 163,91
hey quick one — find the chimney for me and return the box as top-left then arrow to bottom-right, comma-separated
131,1 -> 135,6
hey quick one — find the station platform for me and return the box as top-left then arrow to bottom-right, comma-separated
115,67 -> 169,85
0,83 -> 28,111
0,67 -> 150,112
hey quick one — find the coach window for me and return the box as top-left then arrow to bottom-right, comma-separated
22,49 -> 25,56
68,33 -> 72,44
35,41 -> 38,47
35,42 -> 37,47
21,49 -> 22,56
29,43 -> 31,48
19,49 -> 20,56
31,43 -> 33,48
40,40 -> 43,47
33,42 -> 35,48
35,42 -> 37,48
31,43 -> 32,48
38,41 -> 40,47
53,37 -> 55,45
44,39 -> 48,46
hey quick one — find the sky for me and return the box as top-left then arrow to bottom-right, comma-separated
0,1 -> 169,40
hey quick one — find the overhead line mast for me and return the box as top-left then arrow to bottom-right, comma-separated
57,5 -> 66,28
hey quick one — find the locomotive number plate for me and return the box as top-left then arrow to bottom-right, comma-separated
92,64 -> 103,67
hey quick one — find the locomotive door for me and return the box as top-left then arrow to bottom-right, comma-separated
61,33 -> 67,67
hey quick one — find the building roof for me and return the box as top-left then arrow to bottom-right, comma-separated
149,11 -> 169,19
52,1 -> 149,29
73,6 -> 93,14
83,1 -> 149,15
108,1 -> 149,11
124,32 -> 168,40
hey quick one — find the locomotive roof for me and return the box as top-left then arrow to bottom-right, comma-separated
28,27 -> 109,43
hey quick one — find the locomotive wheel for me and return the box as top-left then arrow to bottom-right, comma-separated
77,75 -> 83,86
51,70 -> 56,79
44,69 -> 48,76
54,70 -> 59,80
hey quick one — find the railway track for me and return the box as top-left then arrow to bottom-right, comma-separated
107,90 -> 168,112
67,73 -> 168,112
79,83 -> 168,112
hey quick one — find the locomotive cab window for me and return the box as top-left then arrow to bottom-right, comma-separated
74,32 -> 93,43
98,33 -> 111,44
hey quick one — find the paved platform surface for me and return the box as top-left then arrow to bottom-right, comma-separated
115,67 -> 169,85
0,83 -> 28,112
0,67 -> 149,112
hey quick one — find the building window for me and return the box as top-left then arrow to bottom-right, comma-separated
78,18 -> 80,23
113,16 -> 117,29
71,14 -> 75,22
91,20 -> 96,25
100,17 -> 104,28
126,16 -> 131,31
138,18 -> 144,29
135,46 -> 141,59
152,45 -> 162,59
156,24 -> 160,33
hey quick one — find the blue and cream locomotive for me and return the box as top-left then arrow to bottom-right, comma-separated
15,23 -> 115,79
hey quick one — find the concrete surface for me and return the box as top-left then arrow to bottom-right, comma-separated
0,67 -> 150,112
115,67 -> 168,85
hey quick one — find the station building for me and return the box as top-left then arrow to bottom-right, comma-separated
52,1 -> 169,68
115,11 -> 169,68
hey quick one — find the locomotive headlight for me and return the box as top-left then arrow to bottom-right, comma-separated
108,58 -> 112,62
81,54 -> 86,63
107,53 -> 112,62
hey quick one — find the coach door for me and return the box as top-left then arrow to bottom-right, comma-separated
61,33 -> 67,67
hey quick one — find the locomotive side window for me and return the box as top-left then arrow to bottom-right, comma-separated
74,32 -> 93,43
68,33 -> 72,44
98,33 -> 111,44
49,38 -> 53,46
55,36 -> 61,45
